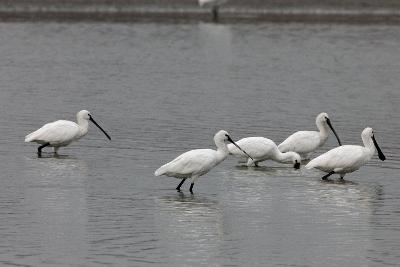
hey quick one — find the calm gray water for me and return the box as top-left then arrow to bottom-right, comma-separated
0,22 -> 399,266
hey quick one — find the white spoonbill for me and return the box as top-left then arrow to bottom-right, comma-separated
278,112 -> 342,159
227,137 -> 301,169
199,0 -> 228,22
305,127 -> 386,180
154,130 -> 252,194
25,110 -> 111,157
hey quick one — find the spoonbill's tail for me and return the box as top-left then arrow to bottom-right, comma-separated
305,158 -> 319,170
155,164 -> 168,176
25,128 -> 42,142
25,133 -> 34,142
154,168 -> 163,176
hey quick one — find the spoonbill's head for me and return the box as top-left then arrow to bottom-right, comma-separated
214,130 -> 230,142
363,127 -> 386,161
316,112 -> 342,146
77,110 -> 111,140
362,127 -> 374,138
291,152 -> 302,169
77,110 -> 91,120
214,130 -> 254,161
281,151 -> 301,169
316,112 -> 329,124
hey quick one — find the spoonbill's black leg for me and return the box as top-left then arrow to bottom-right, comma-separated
321,171 -> 335,180
38,143 -> 50,157
176,179 -> 186,191
189,183 -> 194,194
212,6 -> 219,22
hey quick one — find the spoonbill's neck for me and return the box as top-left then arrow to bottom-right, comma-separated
362,135 -> 375,157
274,151 -> 295,163
77,117 -> 89,137
215,138 -> 229,161
316,121 -> 329,141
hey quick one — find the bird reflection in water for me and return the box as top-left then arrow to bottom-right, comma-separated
154,194 -> 223,264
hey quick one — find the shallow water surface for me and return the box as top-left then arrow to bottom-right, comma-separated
0,22 -> 399,266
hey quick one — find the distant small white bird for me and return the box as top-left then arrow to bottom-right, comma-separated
155,130 -> 252,193
198,0 -> 228,22
227,137 -> 301,169
25,110 -> 111,157
278,112 -> 342,159
306,127 -> 386,180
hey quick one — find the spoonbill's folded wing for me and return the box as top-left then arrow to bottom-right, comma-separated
155,149 -> 217,177
228,137 -> 275,159
278,131 -> 320,153
25,120 -> 79,144
306,145 -> 366,171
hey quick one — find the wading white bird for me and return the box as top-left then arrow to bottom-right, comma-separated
227,137 -> 301,169
154,130 -> 252,194
25,110 -> 111,157
199,0 -> 228,22
306,127 -> 386,180
278,112 -> 342,159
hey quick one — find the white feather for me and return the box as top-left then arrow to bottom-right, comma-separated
154,130 -> 248,193
155,149 -> 219,178
278,131 -> 321,155
25,110 -> 110,155
306,145 -> 367,173
278,112 -> 341,159
25,120 -> 80,145
306,127 -> 385,178
227,137 -> 301,167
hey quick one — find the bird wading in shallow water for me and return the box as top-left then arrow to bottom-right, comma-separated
25,110 -> 111,157
228,137 -> 301,169
305,127 -> 385,180
199,0 -> 228,22
154,130 -> 252,194
278,112 -> 342,160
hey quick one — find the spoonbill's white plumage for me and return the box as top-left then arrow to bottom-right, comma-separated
227,137 -> 301,169
155,130 -> 252,194
305,127 -> 386,180
278,112 -> 342,159
25,110 -> 111,157
199,0 -> 228,22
